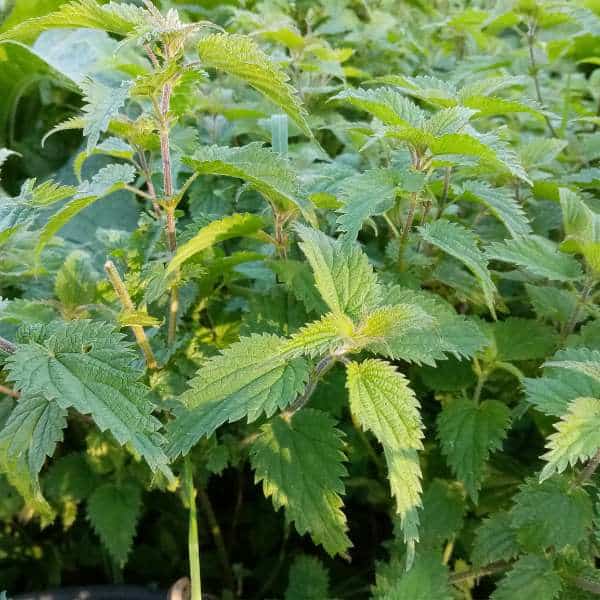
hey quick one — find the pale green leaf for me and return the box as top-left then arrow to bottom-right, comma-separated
251,409 -> 350,557
198,33 -> 311,137
166,334 -> 309,458
544,348 -> 600,384
166,213 -> 264,276
419,219 -> 496,318
437,398 -> 511,502
295,225 -> 381,321
54,250 -> 97,308
346,359 -> 423,558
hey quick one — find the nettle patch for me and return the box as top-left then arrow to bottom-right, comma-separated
0,0 -> 600,598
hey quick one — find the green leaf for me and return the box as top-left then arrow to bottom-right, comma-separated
545,348 -> 600,384
250,409 -> 350,557
437,398 -> 511,502
419,220 -> 496,318
491,555 -> 562,600
285,555 -> 330,600
336,168 -> 401,239
472,511 -> 519,568
0,395 -> 67,521
541,397 -> 600,481
183,144 -> 315,223
491,317 -> 558,362
197,33 -> 311,137
80,78 -> 131,152
166,213 -> 264,276
54,250 -> 97,308
167,334 -> 309,458
372,550 -> 453,600
0,0 -> 148,42
295,225 -> 381,321
486,235 -> 583,282
510,476 -> 593,551
87,481 -> 142,567
419,479 -> 465,548
525,284 -> 578,324
346,359 -> 423,560
457,181 -> 531,237
6,321 -> 171,479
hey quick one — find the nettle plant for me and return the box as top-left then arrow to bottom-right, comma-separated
0,0 -> 600,598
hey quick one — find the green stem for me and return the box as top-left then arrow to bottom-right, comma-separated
398,192 -> 419,270
184,457 -> 202,600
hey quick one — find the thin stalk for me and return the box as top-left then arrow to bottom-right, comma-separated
576,449 -> 600,486
184,457 -> 202,600
0,384 -> 19,398
284,355 -> 337,416
437,167 -> 451,218
527,22 -> 558,137
0,335 -> 16,354
124,183 -> 157,202
196,485 -> 235,591
561,279 -> 596,342
104,261 -> 158,370
449,561 -> 511,584
398,192 -> 419,269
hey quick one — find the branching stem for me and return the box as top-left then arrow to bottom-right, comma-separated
104,261 -> 158,370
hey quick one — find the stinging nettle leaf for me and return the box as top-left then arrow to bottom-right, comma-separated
251,409 -> 351,557
197,33 -> 311,137
285,555 -> 330,600
166,334 -> 309,458
346,359 -> 424,563
419,219 -> 497,318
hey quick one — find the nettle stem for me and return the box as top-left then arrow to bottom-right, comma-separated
184,457 -> 202,600
104,261 -> 158,370
398,191 -> 419,269
0,335 -> 16,354
526,21 -> 558,138
0,384 -> 19,399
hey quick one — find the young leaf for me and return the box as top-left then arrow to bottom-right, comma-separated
197,33 -> 311,137
250,409 -> 350,557
87,481 -> 142,567
486,235 -> 583,281
491,555 -> 562,600
5,321 -> 171,478
295,225 -> 381,321
0,0 -> 149,43
167,334 -> 309,458
540,397 -> 600,481
165,213 -> 264,275
346,359 -> 423,561
437,398 -> 511,502
419,220 -> 496,318
182,144 -> 315,223
285,555 -> 330,600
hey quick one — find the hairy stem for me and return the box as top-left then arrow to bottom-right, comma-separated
184,457 -> 202,600
449,561 -> 512,584
527,22 -> 558,138
561,279 -> 595,342
284,355 -> 337,416
572,575 -> 600,595
576,449 -> 600,485
0,384 -> 19,398
0,335 -> 16,354
104,261 -> 158,370
398,192 -> 419,269
196,485 -> 235,591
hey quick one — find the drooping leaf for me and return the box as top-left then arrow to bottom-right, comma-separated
437,398 -> 511,502
87,481 -> 142,567
251,409 -> 350,557
346,359 -> 423,562
486,235 -> 583,281
166,213 -> 264,275
419,219 -> 496,318
167,334 -> 309,458
183,144 -> 315,223
5,321 -> 171,478
197,33 -> 311,137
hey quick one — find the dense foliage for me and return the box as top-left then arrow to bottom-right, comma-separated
1,0 -> 600,598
